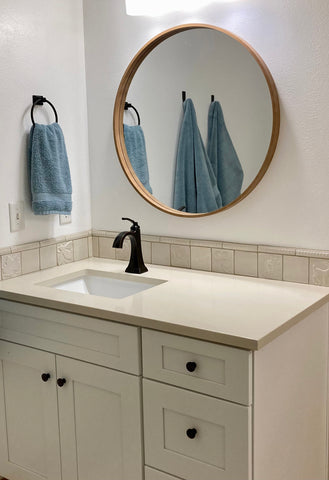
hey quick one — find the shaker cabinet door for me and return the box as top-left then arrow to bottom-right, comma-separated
57,356 -> 143,480
0,341 -> 61,480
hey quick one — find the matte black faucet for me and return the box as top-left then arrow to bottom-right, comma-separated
112,218 -> 148,274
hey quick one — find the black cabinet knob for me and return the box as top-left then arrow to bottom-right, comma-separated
186,428 -> 197,439
41,373 -> 51,382
186,361 -> 197,372
57,378 -> 66,387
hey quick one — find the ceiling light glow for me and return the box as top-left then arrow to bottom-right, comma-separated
125,0 -> 236,17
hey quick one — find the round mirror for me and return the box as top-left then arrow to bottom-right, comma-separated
113,24 -> 280,217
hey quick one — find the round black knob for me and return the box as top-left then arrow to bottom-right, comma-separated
57,378 -> 66,387
186,361 -> 197,372
41,373 -> 50,382
186,428 -> 197,439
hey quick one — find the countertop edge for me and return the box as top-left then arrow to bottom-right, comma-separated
0,290 -> 259,350
1,289 -> 328,351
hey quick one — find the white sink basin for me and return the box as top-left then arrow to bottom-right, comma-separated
40,269 -> 166,299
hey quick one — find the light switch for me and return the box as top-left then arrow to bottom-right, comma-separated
59,214 -> 72,225
9,202 -> 25,232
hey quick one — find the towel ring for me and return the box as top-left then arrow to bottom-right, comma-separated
31,96 -> 58,125
124,102 -> 141,125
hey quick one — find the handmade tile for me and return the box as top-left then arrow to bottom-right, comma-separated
40,245 -> 57,270
258,253 -> 282,280
151,243 -> 170,266
22,248 -> 40,274
1,253 -> 21,279
235,251 -> 257,277
283,255 -> 308,284
212,249 -> 234,274
191,246 -> 211,271
171,245 -> 191,268
57,241 -> 73,265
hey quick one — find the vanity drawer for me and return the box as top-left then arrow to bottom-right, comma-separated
0,300 -> 140,374
145,467 -> 181,480
142,329 -> 251,404
143,380 -> 251,480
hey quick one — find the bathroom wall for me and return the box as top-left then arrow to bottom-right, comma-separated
83,0 -> 329,250
0,0 -> 91,249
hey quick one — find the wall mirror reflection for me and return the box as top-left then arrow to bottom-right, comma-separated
113,24 -> 280,217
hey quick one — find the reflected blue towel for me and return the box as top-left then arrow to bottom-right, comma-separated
174,99 -> 222,213
207,101 -> 243,206
28,123 -> 72,215
123,124 -> 152,194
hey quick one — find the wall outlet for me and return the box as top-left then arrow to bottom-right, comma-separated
59,214 -> 72,225
9,202 -> 25,232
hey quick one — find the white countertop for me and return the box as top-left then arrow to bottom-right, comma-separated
0,258 -> 328,350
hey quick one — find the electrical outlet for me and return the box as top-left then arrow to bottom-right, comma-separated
59,214 -> 72,225
9,202 -> 25,232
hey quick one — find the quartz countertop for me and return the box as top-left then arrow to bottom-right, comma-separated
0,258 -> 328,350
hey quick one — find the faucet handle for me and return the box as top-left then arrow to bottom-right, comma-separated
122,217 -> 139,232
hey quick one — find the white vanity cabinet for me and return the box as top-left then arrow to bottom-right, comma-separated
0,300 -> 143,480
0,298 -> 328,480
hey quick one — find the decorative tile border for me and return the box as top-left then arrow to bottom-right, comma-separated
1,229 -> 329,288
92,230 -> 329,288
0,231 -> 92,281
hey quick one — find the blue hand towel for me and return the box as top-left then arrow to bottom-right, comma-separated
207,101 -> 243,206
123,124 -> 153,194
28,123 -> 72,215
173,99 -> 222,213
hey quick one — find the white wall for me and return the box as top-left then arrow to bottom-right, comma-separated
0,0 -> 91,249
84,0 -> 329,250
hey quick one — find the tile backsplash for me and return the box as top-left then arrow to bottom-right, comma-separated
1,229 -> 329,288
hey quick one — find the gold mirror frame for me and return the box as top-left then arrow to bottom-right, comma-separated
113,24 -> 280,217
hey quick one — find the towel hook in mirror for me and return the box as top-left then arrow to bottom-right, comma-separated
31,95 -> 58,125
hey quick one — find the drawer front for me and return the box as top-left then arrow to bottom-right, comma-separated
143,380 -> 251,480
142,329 -> 251,404
145,467 -> 180,480
0,300 -> 140,374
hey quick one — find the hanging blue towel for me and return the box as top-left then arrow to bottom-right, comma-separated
123,124 -> 153,194
173,99 -> 222,213
28,123 -> 72,215
207,101 -> 243,206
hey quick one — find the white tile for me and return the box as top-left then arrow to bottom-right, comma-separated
92,236 -> 99,257
283,255 -> 309,284
212,249 -> 234,274
171,245 -> 191,268
22,248 -> 40,274
1,253 -> 21,279
258,245 -> 296,255
99,237 -> 116,259
151,243 -> 170,266
309,258 -> 329,286
296,248 -> 329,259
11,242 -> 40,253
73,238 -> 89,261
115,238 -> 131,261
57,241 -> 73,265
235,251 -> 257,277
223,242 -> 257,252
142,241 -> 151,264
191,246 -> 211,271
88,237 -> 93,257
40,245 -> 57,270
258,253 -> 283,280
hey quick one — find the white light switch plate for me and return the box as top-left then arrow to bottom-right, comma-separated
9,202 -> 25,232
59,214 -> 72,225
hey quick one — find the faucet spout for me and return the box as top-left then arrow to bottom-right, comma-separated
112,218 -> 148,274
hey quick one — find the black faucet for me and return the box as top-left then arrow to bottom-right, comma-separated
112,218 -> 148,274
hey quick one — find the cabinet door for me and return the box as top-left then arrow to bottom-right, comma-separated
0,341 -> 61,480
57,356 -> 143,480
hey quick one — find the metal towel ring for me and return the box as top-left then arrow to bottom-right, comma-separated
31,96 -> 58,125
124,102 -> 141,125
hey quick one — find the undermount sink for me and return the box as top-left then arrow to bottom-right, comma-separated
39,269 -> 166,299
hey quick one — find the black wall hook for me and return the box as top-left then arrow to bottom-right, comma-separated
211,95 -> 215,102
182,91 -> 186,103
31,95 -> 58,125
124,102 -> 140,125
